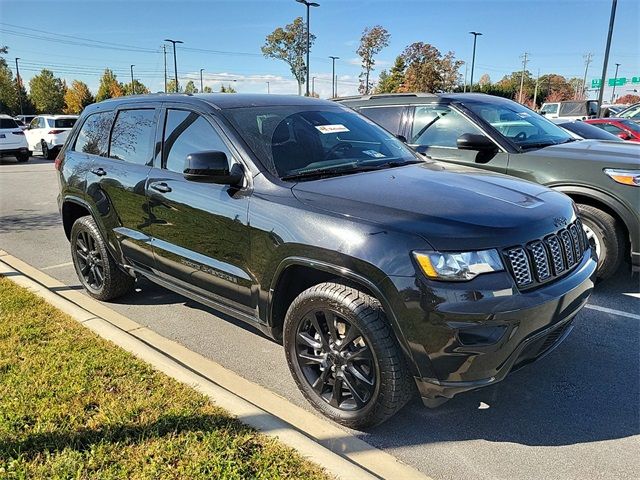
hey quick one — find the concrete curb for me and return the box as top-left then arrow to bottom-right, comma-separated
0,250 -> 431,480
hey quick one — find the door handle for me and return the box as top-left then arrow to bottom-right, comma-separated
150,182 -> 172,193
91,167 -> 107,176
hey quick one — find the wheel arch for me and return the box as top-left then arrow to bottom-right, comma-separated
61,197 -> 93,240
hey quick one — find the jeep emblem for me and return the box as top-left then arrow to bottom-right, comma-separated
553,216 -> 568,227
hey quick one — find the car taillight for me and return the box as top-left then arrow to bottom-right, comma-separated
12,131 -> 24,135
48,129 -> 65,134
54,155 -> 63,170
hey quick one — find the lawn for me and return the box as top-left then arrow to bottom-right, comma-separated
0,277 -> 329,480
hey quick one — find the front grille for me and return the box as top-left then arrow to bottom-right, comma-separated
504,220 -> 588,289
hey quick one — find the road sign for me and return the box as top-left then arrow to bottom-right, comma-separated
608,77 -> 626,86
591,79 -> 602,88
632,77 -> 640,84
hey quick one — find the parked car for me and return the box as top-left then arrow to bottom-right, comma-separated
338,93 -> 639,279
585,118 -> 640,142
553,119 -> 624,141
25,115 -> 78,159
0,114 -> 30,162
599,104 -> 628,117
617,102 -> 640,123
540,100 -> 599,121
57,94 -> 597,428
16,114 -> 36,126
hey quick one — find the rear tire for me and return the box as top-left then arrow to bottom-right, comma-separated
578,204 -> 625,280
70,215 -> 135,301
42,141 -> 56,160
283,282 -> 412,429
16,152 -> 29,163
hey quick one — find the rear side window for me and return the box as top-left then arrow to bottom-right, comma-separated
109,109 -> 156,165
359,106 -> 404,134
541,104 -> 558,114
0,118 -> 18,128
73,111 -> 115,156
163,109 -> 231,173
598,123 -> 624,135
54,118 -> 77,128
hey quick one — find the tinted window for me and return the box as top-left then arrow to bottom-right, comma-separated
163,110 -> 231,173
54,118 -> 77,128
619,119 -> 640,133
599,123 -> 624,134
411,105 -> 484,147
541,103 -> 558,114
359,106 -> 403,134
0,118 -> 18,128
109,109 -> 156,165
73,111 -> 115,156
560,122 -> 621,141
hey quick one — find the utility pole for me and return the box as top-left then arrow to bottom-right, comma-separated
597,0 -> 617,110
164,39 -> 183,93
312,76 -> 316,96
329,56 -> 339,98
611,62 -> 621,102
296,0 -> 320,96
518,52 -> 529,103
463,63 -> 468,93
200,68 -> 204,93
266,81 -> 270,94
14,57 -> 23,116
533,69 -> 540,108
469,31 -> 482,92
581,52 -> 593,99
163,45 -> 167,93
130,65 -> 135,95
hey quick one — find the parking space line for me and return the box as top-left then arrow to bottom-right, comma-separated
585,304 -> 640,320
623,292 -> 640,300
41,261 -> 74,271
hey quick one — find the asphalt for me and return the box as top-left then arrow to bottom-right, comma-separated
1,155 -> 638,480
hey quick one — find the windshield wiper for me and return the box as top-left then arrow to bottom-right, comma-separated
281,159 -> 422,181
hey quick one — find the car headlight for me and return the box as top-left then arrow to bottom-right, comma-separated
604,169 -> 640,187
413,249 -> 504,281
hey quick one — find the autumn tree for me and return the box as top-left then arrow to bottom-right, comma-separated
398,42 -> 462,93
124,79 -> 150,96
615,94 -> 640,104
184,80 -> 198,94
375,56 -> 406,93
95,69 -> 124,102
478,73 -> 491,90
29,69 -> 66,113
64,80 -> 94,114
166,79 -> 182,93
0,47 -> 18,114
356,25 -> 390,94
262,17 -> 314,95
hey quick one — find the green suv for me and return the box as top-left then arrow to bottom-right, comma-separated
338,93 -> 639,279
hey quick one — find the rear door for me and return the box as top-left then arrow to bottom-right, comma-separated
147,105 -> 254,314
25,117 -> 46,152
407,104 -> 508,173
85,104 -> 158,270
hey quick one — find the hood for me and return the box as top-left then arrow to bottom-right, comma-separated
292,162 -> 576,251
529,139 -> 640,168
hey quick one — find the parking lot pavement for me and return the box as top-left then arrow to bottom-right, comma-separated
1,157 -> 638,480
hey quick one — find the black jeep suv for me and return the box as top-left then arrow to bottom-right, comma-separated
57,94 -> 597,428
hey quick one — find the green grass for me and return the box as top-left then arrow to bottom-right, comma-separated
0,277 -> 329,480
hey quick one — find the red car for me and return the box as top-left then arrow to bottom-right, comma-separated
584,118 -> 640,142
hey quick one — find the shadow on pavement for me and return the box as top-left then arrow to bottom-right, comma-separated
0,210 -> 62,233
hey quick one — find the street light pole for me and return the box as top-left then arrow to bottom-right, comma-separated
597,0 -> 617,110
163,45 -> 167,93
164,39 -> 183,93
130,64 -> 135,95
14,57 -> 23,116
312,76 -> 316,96
200,68 -> 204,93
469,31 -> 482,92
329,56 -> 339,98
611,62 -> 621,102
266,81 -> 270,94
296,0 -> 320,96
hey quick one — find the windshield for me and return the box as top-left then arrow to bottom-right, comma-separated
54,118 -> 77,128
223,105 -> 419,178
561,121 -> 621,141
464,99 -> 572,149
619,104 -> 640,119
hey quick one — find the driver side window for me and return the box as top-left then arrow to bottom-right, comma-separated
411,105 -> 484,147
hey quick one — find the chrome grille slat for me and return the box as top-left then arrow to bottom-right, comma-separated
529,241 -> 551,281
506,247 -> 533,286
546,235 -> 565,275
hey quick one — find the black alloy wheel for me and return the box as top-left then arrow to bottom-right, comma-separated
74,229 -> 105,291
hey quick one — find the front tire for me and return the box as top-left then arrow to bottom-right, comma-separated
70,216 -> 135,301
283,282 -> 412,429
578,204 -> 625,280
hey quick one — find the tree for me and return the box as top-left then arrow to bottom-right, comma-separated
29,69 -> 66,113
375,55 -> 406,93
184,80 -> 198,94
124,79 -> 150,96
64,80 -> 94,114
166,79 -> 183,93
0,50 -> 17,114
202,85 -> 213,93
356,25 -> 390,94
478,73 -> 491,90
397,42 -> 462,93
615,93 -> 640,104
95,69 -> 124,102
262,17 -> 315,95
220,84 -> 237,93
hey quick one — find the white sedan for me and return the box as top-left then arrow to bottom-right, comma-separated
25,115 -> 78,159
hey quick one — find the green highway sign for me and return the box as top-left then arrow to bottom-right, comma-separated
591,79 -> 602,88
591,76 -> 639,88
633,77 -> 640,84
608,77 -> 626,86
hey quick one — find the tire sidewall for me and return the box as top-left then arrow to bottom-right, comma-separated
580,214 -> 608,268
70,217 -> 107,297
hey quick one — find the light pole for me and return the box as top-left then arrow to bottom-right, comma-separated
329,55 -> 339,98
163,44 -> 167,93
312,76 -> 316,96
130,64 -> 135,95
296,0 -> 319,96
597,0 -> 617,110
266,81 -> 270,94
14,57 -> 23,116
469,31 -> 482,92
200,68 -> 204,93
611,63 -> 621,102
164,39 -> 183,93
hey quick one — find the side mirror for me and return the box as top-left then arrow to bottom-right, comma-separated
395,134 -> 407,143
540,111 -> 547,116
183,151 -> 243,185
617,132 -> 631,140
457,133 -> 498,153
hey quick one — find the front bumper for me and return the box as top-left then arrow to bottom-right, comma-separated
382,250 -> 597,405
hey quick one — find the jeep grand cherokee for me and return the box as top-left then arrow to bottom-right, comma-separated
57,94 -> 597,428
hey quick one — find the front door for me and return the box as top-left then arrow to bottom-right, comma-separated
408,104 -> 509,174
147,107 -> 253,315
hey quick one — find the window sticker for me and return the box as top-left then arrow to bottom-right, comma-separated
516,112 -> 531,118
315,124 -> 350,134
362,150 -> 386,158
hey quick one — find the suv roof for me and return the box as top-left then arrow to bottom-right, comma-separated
36,114 -> 78,119
334,92 -> 513,108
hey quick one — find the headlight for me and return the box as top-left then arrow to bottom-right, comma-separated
604,169 -> 640,187
414,249 -> 504,281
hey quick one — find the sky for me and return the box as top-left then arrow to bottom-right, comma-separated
1,0 -> 638,100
